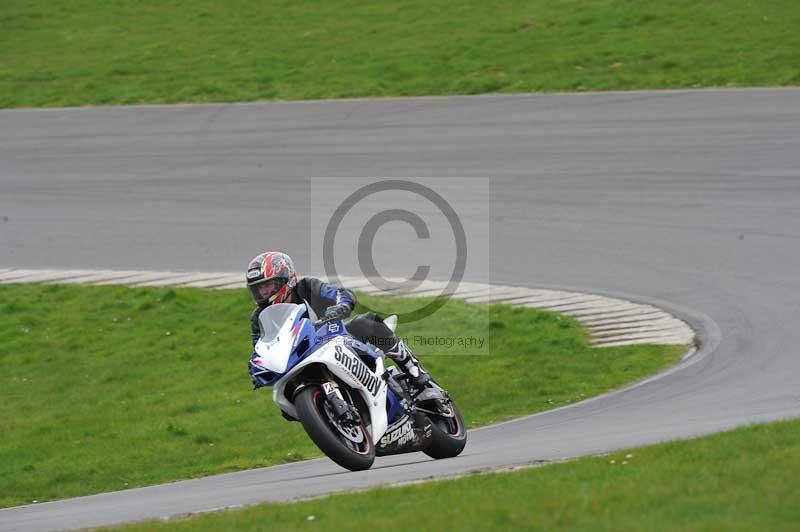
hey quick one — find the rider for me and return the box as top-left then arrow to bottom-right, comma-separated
246,251 -> 430,387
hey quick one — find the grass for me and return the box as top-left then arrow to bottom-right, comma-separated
0,283 -> 684,508
107,418 -> 800,531
1,0 -> 799,108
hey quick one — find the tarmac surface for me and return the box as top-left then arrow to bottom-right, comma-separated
1,88 -> 799,530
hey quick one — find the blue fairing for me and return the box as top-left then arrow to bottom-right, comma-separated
386,388 -> 404,424
314,319 -> 347,342
248,315 -> 364,386
249,307 -> 316,387
346,337 -> 382,360
249,354 -> 279,387
309,321 -> 380,359
249,306 -> 393,420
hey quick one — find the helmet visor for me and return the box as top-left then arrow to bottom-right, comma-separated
249,278 -> 288,305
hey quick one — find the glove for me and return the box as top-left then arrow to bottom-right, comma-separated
324,304 -> 351,321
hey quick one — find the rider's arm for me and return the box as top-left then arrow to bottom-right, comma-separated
296,277 -> 357,316
250,307 -> 261,346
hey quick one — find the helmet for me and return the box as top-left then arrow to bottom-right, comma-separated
246,251 -> 298,306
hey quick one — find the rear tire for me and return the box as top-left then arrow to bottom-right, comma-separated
423,400 -> 467,459
295,386 -> 375,471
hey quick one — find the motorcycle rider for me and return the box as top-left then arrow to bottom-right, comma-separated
246,251 -> 430,387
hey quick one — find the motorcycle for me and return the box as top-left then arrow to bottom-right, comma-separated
248,302 -> 467,471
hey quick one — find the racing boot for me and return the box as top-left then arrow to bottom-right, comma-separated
386,338 -> 431,389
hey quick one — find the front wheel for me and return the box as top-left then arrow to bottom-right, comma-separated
423,399 -> 467,459
294,386 -> 375,471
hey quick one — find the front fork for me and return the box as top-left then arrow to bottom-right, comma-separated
322,380 -> 361,425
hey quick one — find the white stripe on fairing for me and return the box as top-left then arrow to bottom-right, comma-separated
0,269 -> 694,347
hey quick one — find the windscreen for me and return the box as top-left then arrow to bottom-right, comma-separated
257,303 -> 301,342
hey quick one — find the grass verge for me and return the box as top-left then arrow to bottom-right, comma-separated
107,418 -> 800,532
2,0 -> 799,108
0,283 -> 684,507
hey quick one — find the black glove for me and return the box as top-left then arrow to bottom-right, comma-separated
324,304 -> 351,321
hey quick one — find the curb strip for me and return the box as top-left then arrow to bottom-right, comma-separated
0,269 -> 694,347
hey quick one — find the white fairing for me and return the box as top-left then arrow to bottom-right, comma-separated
273,339 -> 389,444
384,315 -> 398,333
257,303 -> 390,444
254,304 -> 305,373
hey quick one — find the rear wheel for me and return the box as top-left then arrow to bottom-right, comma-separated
423,400 -> 467,459
295,386 -> 375,471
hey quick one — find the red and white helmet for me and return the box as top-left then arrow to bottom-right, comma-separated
246,251 -> 298,306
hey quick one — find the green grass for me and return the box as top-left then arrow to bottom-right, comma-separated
1,0 -> 799,108
0,283 -> 683,507
109,419 -> 800,532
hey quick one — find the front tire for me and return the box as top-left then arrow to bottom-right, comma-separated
295,386 -> 375,471
423,400 -> 467,459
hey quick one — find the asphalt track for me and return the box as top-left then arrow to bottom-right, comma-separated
2,88 -> 800,530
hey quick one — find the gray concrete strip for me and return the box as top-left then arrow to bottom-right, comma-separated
407,286 -> 462,297
0,270 -> 96,283
90,272 -> 182,286
131,273 -> 230,288
353,283 -> 395,294
536,297 -> 635,310
212,281 -> 246,290
589,316 -> 685,331
507,292 -> 592,305
334,278 -> 377,290
391,282 -> 451,296
591,324 -> 693,339
563,306 -> 665,320
55,270 -> 150,285
593,329 -> 695,343
449,282 -> 493,296
0,269 -> 693,350
578,312 -> 669,327
179,274 -> 243,288
0,269 -> 44,281
529,296 -> 626,312
578,313 -> 675,326
408,284 -> 489,298
594,334 -> 695,347
463,286 -> 534,303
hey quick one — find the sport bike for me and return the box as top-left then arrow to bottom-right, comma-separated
248,302 -> 467,471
